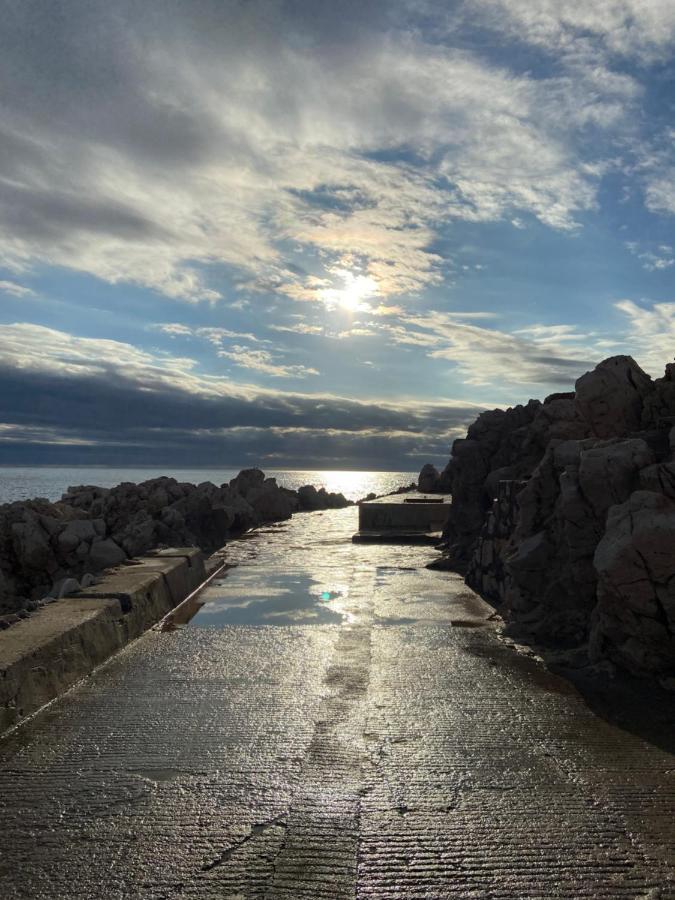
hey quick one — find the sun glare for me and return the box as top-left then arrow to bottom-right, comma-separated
319,270 -> 378,312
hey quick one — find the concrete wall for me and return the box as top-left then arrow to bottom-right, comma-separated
0,548 -> 206,733
359,496 -> 450,533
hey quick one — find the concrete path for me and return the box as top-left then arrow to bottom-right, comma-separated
2,507 -> 675,898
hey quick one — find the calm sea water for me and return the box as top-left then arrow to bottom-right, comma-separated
0,467 -> 417,505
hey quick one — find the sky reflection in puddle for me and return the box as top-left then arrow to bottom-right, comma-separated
190,571 -> 352,627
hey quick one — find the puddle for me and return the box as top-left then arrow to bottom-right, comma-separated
181,506 -> 444,629
189,572 -> 350,626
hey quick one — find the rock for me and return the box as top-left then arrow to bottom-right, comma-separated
0,468 -> 351,617
297,484 -> 350,512
298,485 -> 320,510
11,518 -> 54,572
87,539 -> 126,571
418,463 -> 441,493
590,491 -> 675,674
54,577 -> 81,598
246,479 -> 299,522
639,461 -> 675,501
230,468 -> 266,496
58,519 -> 98,548
426,554 -> 457,571
432,354 -> 675,676
575,355 -> 653,439
642,362 -> 675,429
577,439 -> 654,521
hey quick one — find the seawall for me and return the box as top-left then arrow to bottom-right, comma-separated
0,548 -> 206,733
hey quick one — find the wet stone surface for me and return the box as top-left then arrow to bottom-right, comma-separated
1,506 -> 675,897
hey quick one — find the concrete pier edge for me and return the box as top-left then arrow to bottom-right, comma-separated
0,546 -> 208,734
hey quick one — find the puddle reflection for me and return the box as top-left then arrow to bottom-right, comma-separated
190,571 -> 351,627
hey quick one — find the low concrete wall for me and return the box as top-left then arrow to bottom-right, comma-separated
358,493 -> 451,533
0,547 -> 206,733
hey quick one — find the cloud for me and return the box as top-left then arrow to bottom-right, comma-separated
625,241 -> 675,271
464,0 -> 675,62
644,169 -> 675,217
0,280 -> 36,298
156,323 -> 193,337
156,323 -> 268,344
378,311 -> 601,387
0,322 -> 484,467
218,345 -> 319,379
0,2 -> 642,305
614,299 -> 675,374
269,323 -> 326,336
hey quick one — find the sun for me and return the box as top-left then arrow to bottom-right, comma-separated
319,269 -> 378,312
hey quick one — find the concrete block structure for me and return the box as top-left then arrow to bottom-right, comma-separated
354,492 -> 451,542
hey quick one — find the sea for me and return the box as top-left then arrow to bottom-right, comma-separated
0,467 -> 418,506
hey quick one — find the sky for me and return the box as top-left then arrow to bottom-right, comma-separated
1,0 -> 675,470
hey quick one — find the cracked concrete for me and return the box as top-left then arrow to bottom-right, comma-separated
1,506 -> 675,897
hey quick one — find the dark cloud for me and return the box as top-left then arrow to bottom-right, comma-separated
0,181 -> 165,243
0,363 -> 480,469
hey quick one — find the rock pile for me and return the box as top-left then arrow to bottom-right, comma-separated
425,355 -> 675,678
0,469 -> 350,618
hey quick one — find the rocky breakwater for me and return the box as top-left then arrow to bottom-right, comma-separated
0,469 -> 350,620
424,355 -> 675,680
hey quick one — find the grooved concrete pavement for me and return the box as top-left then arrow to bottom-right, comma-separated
1,507 -> 675,898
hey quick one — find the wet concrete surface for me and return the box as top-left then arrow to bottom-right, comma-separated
2,506 -> 675,898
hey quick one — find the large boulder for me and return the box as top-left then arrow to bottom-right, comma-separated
88,538 -> 126,571
297,484 -> 349,511
418,463 -> 441,493
642,362 -> 675,429
575,355 -> 653,439
442,395 -> 588,561
502,437 -> 655,644
230,468 -> 266,496
245,479 -> 299,522
591,491 -> 675,674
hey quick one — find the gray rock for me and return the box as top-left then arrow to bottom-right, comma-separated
55,577 -> 81,598
230,468 -> 266,496
11,518 -> 55,572
591,490 -> 675,676
87,539 -> 126,571
418,463 -> 441,493
575,355 -> 653,439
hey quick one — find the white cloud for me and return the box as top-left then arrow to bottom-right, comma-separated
218,344 -> 319,379
0,321 -> 486,431
625,240 -> 675,271
614,299 -> 675,374
465,0 -> 675,62
156,323 -> 193,337
156,323 -> 268,344
0,280 -> 36,298
379,310 -> 601,387
644,169 -> 675,217
0,7 -> 642,305
0,322 -> 200,386
269,323 -> 325,336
